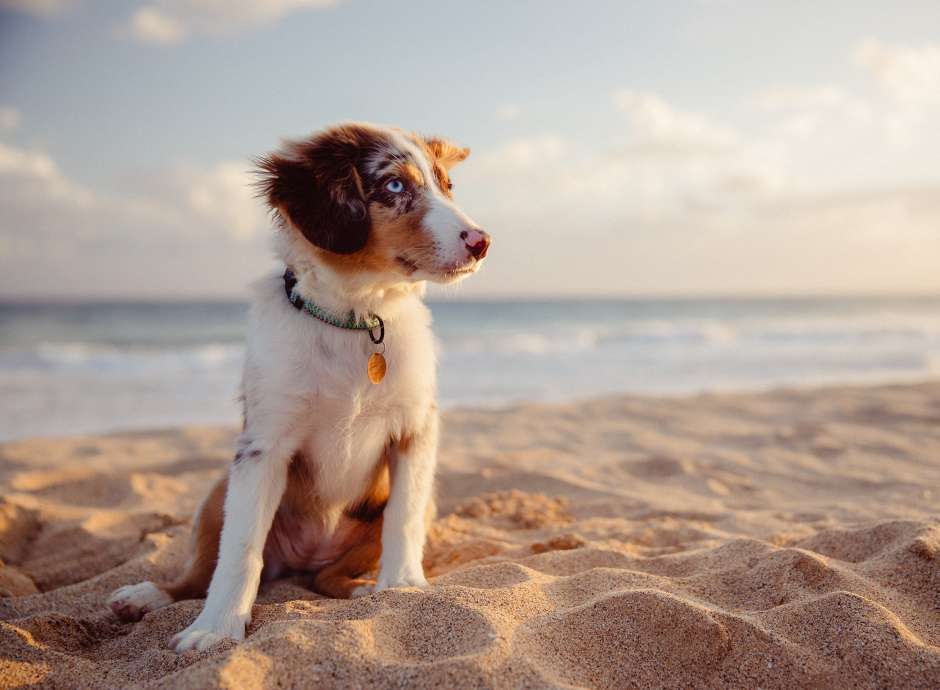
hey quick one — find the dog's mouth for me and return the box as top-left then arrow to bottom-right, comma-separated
396,256 -> 477,281
396,256 -> 420,274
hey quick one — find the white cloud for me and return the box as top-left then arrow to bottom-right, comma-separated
128,6 -> 186,44
754,40 -> 940,153
124,0 -> 340,44
613,90 -> 739,156
854,38 -> 940,105
463,128 -> 940,295
182,161 -> 265,240
477,135 -> 566,170
0,141 -> 271,297
0,142 -> 95,208
452,80 -> 940,296
495,104 -> 522,122
0,0 -> 75,17
751,85 -> 874,141
752,85 -> 858,113
467,91 -> 780,229
0,106 -> 21,132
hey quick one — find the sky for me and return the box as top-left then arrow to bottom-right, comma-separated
1,0 -> 939,299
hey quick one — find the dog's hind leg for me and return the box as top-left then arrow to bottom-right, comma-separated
311,518 -> 383,599
108,475 -> 227,622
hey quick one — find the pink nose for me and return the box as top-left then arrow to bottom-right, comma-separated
461,228 -> 491,260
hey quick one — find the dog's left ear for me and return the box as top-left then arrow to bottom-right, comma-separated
256,126 -> 373,254
423,138 -> 470,169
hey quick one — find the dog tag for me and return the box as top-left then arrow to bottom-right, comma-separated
368,352 -> 387,384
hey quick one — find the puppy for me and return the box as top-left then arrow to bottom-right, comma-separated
107,122 -> 490,652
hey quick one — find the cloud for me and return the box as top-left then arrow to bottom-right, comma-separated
466,91 -> 779,230
854,38 -> 940,105
0,106 -> 21,131
752,85 -> 862,114
477,135 -> 566,170
464,131 -> 940,295
613,90 -> 739,156
754,40 -> 940,151
182,161 -> 264,240
0,140 -> 271,297
0,0 -> 75,17
495,104 -> 522,122
124,0 -> 340,44
0,142 -> 95,208
751,85 -> 874,140
128,6 -> 186,44
451,81 -> 940,296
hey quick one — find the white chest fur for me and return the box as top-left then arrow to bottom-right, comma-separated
242,273 -> 437,507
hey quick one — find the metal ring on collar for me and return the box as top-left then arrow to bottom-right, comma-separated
368,315 -> 385,345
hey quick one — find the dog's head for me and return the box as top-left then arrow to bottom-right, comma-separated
257,123 -> 490,285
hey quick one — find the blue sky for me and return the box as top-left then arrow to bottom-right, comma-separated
2,1 -> 939,298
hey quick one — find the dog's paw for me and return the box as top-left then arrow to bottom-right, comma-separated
169,615 -> 247,653
373,568 -> 429,593
170,628 -> 233,653
350,583 -> 374,598
108,581 -> 172,622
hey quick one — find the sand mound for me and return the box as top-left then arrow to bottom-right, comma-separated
1,383 -> 939,688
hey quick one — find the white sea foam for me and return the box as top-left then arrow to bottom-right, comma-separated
2,297 -> 939,440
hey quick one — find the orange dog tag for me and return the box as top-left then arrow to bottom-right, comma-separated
368,352 -> 387,384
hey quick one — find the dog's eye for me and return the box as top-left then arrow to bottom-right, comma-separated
447,181 -> 453,191
385,178 -> 405,194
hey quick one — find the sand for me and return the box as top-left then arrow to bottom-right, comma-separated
1,382 -> 939,689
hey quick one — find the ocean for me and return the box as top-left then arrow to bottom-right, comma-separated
2,296 -> 940,441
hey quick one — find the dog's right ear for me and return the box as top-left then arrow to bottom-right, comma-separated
256,126 -> 373,254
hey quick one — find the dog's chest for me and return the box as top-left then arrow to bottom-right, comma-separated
294,383 -> 412,506
290,323 -> 434,505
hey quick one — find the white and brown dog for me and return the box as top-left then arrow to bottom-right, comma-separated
107,122 -> 490,652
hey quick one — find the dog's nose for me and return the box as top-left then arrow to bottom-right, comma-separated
461,228 -> 491,260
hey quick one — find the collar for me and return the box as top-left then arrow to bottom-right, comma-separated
283,269 -> 384,343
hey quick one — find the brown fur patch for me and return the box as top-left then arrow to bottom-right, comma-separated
397,433 -> 414,455
397,161 -> 425,187
422,138 -> 471,168
344,452 -> 390,523
278,452 -> 318,516
310,518 -> 382,598
160,475 -> 227,602
416,136 -> 470,198
256,124 -> 393,255
315,194 -> 436,276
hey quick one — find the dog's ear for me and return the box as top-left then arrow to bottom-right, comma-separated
256,127 -> 373,254
423,138 -> 470,169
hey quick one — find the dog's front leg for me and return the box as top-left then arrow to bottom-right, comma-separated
170,437 -> 289,652
372,414 -> 439,593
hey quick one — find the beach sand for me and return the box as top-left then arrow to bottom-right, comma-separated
1,382 -> 939,689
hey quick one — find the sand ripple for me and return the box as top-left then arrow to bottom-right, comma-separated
2,384 -> 940,688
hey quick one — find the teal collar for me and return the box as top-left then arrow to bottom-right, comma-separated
283,269 -> 384,343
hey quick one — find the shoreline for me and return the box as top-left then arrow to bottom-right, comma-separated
1,381 -> 939,688
4,375 -> 940,445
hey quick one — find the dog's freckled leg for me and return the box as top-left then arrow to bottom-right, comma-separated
170,437 -> 291,652
233,434 -> 266,467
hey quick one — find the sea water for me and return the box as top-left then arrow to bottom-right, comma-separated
2,296 -> 939,440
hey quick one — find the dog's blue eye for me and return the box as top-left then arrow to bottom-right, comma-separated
386,178 -> 405,194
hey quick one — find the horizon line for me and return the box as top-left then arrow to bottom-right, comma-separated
4,290 -> 940,305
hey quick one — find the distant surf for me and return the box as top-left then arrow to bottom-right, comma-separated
2,296 -> 939,440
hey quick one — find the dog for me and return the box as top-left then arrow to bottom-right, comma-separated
107,122 -> 490,652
